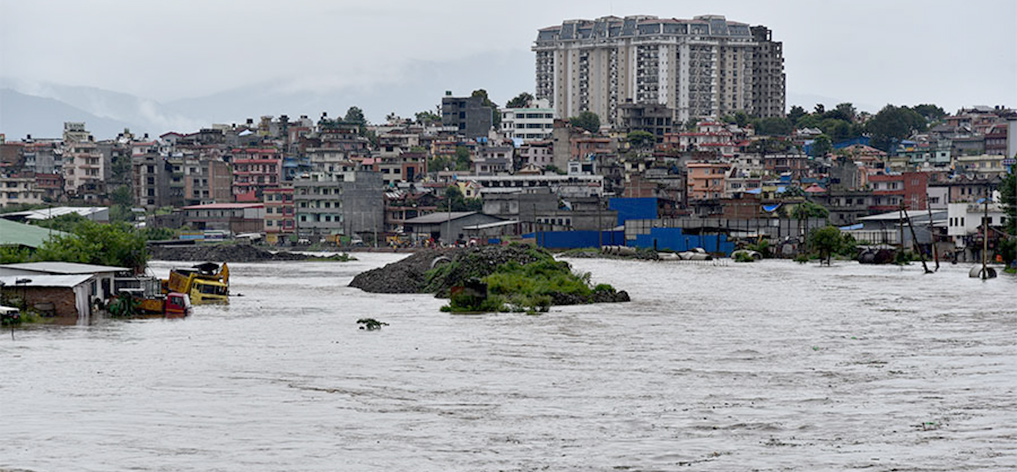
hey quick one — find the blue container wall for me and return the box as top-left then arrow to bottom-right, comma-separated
532,230 -> 626,249
608,198 -> 658,226
627,227 -> 735,255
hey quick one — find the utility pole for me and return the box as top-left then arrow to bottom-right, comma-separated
902,204 -> 931,274
597,193 -> 602,249
926,194 -> 938,271
981,185 -> 989,279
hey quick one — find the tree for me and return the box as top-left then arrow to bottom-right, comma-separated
1001,170 -> 1017,236
626,130 -> 656,149
34,213 -> 88,234
788,105 -> 807,127
344,106 -> 368,136
569,111 -> 601,134
809,226 -> 844,265
811,134 -> 833,158
748,137 -> 791,155
454,146 -> 472,171
752,116 -> 793,136
791,201 -> 830,220
437,185 -> 482,212
33,221 -> 149,273
813,104 -> 826,115
344,106 -> 367,126
830,102 -> 857,123
866,105 -> 927,152
471,89 -> 501,129
110,185 -> 133,208
415,110 -> 441,126
506,92 -> 534,109
912,104 -> 947,123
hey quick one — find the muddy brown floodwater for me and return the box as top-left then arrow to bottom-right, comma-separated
1,255 -> 1015,471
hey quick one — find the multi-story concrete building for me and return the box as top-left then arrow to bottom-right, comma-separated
293,171 -> 384,239
132,153 -> 173,210
62,140 -> 105,200
501,99 -> 556,142
868,172 -> 928,212
533,15 -> 785,125
181,203 -> 265,234
231,148 -> 282,202
168,152 -> 232,206
686,161 -> 731,200
263,186 -> 295,242
441,93 -> 493,139
617,102 -> 675,140
0,176 -> 44,208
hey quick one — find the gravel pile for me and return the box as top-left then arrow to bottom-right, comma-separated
349,246 -> 545,294
149,244 -> 315,262
348,245 -> 630,305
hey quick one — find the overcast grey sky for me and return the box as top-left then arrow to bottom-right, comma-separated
2,0 -> 1015,114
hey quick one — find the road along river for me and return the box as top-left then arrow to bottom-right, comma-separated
1,254 -> 1015,471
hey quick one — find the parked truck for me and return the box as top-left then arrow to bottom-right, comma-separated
113,275 -> 193,317
164,262 -> 230,304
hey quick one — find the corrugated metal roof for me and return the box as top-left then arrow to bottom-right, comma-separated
181,203 -> 264,210
0,262 -> 129,274
403,212 -> 477,224
1,206 -> 107,221
0,219 -> 68,248
0,274 -> 92,288
463,220 -> 520,230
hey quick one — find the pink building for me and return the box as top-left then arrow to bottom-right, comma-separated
686,162 -> 731,200
232,148 -> 282,202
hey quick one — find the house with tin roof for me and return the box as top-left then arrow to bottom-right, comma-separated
0,262 -> 129,319
0,219 -> 68,249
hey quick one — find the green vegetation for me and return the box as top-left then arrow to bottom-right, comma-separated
734,252 -> 757,263
745,239 -> 772,258
1001,171 -> 1016,236
866,105 -> 929,152
790,201 -> 830,220
305,253 -> 356,262
569,111 -> 601,134
505,92 -> 535,109
357,318 -> 389,330
470,89 -> 501,129
807,226 -> 849,265
894,250 -> 916,266
626,130 -> 656,149
751,116 -> 793,136
436,185 -> 482,212
415,110 -> 441,126
108,293 -> 141,318
428,246 -> 619,314
811,134 -> 833,158
10,221 -> 149,272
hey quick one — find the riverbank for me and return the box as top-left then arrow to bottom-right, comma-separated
148,243 -> 353,263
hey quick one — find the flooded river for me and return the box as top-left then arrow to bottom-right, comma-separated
2,255 -> 1016,471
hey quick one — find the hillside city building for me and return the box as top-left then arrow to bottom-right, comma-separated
533,15 -> 786,125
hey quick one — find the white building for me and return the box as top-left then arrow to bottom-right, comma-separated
947,200 -> 1005,249
501,98 -> 556,142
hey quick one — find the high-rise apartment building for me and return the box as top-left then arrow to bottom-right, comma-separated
533,15 -> 785,125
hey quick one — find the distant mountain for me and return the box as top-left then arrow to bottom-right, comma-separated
0,79 -> 204,140
10,52 -> 889,140
0,89 -> 134,140
0,51 -> 533,140
165,51 -> 535,125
